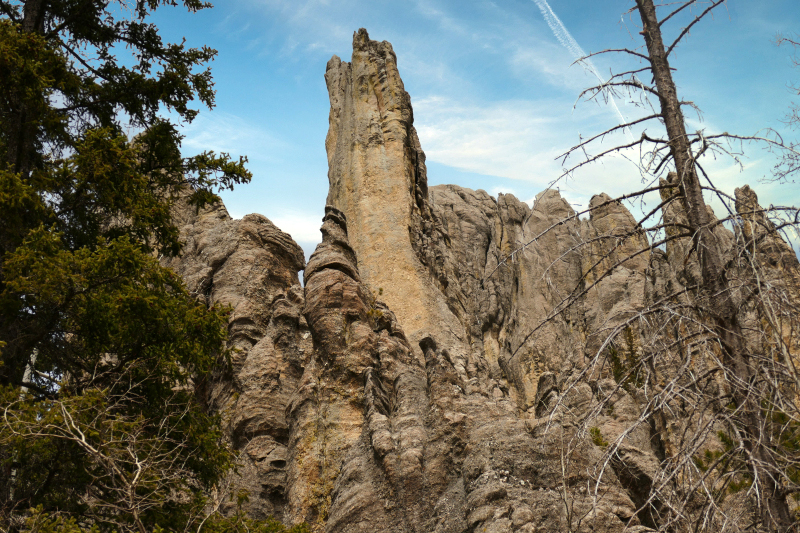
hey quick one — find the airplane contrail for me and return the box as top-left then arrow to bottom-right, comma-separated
531,0 -> 633,141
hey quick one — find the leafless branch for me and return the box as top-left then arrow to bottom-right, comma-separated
666,0 -> 727,58
658,0 -> 697,28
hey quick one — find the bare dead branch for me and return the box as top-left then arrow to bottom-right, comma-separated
578,80 -> 662,101
576,48 -> 653,63
561,114 -> 663,161
665,0 -> 727,58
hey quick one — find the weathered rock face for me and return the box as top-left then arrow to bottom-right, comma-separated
164,197 -> 311,520
166,28 -> 800,533
324,29 -> 463,360
282,206 -> 638,533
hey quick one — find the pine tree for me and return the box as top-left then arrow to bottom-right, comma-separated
0,2 -> 300,531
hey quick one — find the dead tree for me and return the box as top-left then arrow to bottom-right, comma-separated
492,1 -> 800,531
635,1 -> 791,529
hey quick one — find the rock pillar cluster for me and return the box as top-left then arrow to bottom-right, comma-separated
166,29 -> 800,533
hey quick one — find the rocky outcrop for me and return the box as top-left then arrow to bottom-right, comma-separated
286,206 -> 639,532
166,196 -> 644,532
322,30 -> 658,418
164,28 -> 800,533
164,197 -> 311,520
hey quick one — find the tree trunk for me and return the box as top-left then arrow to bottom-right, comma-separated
635,0 -> 792,529
5,0 -> 47,174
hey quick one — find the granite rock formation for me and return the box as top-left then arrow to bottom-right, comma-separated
163,197 -> 310,520
165,29 -> 800,533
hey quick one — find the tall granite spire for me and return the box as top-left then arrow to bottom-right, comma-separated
324,28 -> 463,360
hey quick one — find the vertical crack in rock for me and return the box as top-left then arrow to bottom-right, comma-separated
287,206 -> 429,532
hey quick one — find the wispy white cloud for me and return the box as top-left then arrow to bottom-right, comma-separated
531,0 -> 632,140
412,0 -> 470,36
414,95 -> 561,183
238,0 -> 354,57
531,0 -> 587,61
507,40 -> 592,90
414,95 -> 640,199
413,92 -> 701,222
179,112 -> 291,162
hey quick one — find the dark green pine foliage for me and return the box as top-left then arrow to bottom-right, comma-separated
0,1 -> 303,531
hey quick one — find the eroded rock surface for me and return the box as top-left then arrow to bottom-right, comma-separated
287,206 -> 638,533
164,197 -> 311,520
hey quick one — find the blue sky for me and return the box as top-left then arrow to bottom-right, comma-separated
151,0 -> 800,258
